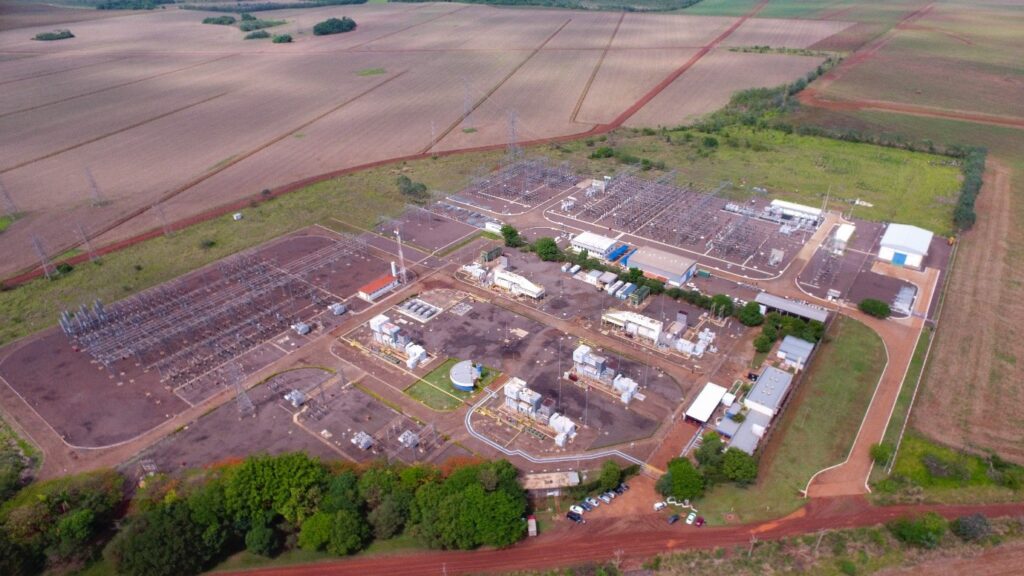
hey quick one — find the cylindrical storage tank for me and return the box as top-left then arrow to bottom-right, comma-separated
449,359 -> 477,392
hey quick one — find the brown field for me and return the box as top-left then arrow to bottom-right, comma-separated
721,16 -> 854,48
625,49 -> 825,127
0,1 -> 137,32
0,3 -> 851,279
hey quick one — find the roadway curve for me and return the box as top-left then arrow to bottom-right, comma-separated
221,499 -> 1024,576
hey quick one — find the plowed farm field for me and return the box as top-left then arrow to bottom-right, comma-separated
625,50 -> 826,127
0,3 -> 850,279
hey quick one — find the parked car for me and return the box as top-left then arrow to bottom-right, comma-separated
579,501 -> 593,512
619,482 -> 630,491
695,516 -> 705,527
685,512 -> 697,525
603,491 -> 617,500
566,511 -> 585,524
570,505 -> 586,515
613,485 -> 626,495
667,514 -> 680,525
653,502 -> 667,512
586,497 -> 601,508
599,494 -> 613,504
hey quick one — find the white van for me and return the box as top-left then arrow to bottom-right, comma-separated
653,502 -> 667,512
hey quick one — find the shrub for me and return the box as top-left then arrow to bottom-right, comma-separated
240,12 -> 257,20
34,29 -> 74,41
202,16 -> 237,25
245,30 -> 270,39
722,449 -> 758,485
589,146 -> 614,159
313,16 -> 357,36
887,512 -> 947,549
533,237 -> 560,261
396,175 -> 429,204
656,458 -> 704,501
736,301 -> 763,326
56,262 -> 74,274
858,298 -> 891,319
500,224 -> 524,248
951,513 -> 991,542
870,442 -> 894,465
245,516 -> 281,557
271,34 -> 292,43
239,19 -> 285,31
598,460 -> 622,492
753,334 -> 773,353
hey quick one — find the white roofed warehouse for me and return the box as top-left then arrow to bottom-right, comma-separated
570,231 -> 617,259
621,246 -> 697,287
878,223 -> 933,269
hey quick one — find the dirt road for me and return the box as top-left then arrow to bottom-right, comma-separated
218,498 -> 1024,576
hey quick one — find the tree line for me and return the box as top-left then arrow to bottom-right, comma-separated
0,453 -> 529,576
182,0 -> 366,13
387,0 -> 706,14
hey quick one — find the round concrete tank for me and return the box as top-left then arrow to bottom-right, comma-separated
449,360 -> 479,392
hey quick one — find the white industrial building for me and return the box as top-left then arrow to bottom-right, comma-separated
493,269 -> 545,299
744,366 -> 794,418
601,310 -> 663,345
769,199 -> 822,226
570,231 -> 618,259
878,223 -> 933,270
358,274 -> 400,303
685,382 -> 727,424
621,246 -> 697,287
832,223 -> 856,255
777,335 -> 814,371
611,374 -> 639,404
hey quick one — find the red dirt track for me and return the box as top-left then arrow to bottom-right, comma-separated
220,499 -> 1024,576
0,0 -> 768,288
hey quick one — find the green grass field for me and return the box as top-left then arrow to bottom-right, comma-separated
699,317 -> 884,523
552,126 -> 961,233
405,358 -> 499,411
869,327 -> 930,483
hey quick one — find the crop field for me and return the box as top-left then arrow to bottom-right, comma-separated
817,4 -> 1024,119
721,17 -> 853,48
626,50 -> 826,128
0,3 -> 854,280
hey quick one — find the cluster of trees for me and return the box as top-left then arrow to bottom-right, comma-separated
97,0 -> 174,9
183,0 -> 366,13
858,298 -> 892,319
500,224 -> 526,248
313,17 -> 357,36
397,175 -> 430,204
202,15 -> 237,25
245,30 -> 271,39
0,470 -> 124,575
656,436 -> 758,502
33,30 -> 74,41
587,146 -> 667,171
272,34 -> 293,43
753,311 -> 825,353
389,0 -> 703,13
954,146 -> 986,230
1,454 -> 528,576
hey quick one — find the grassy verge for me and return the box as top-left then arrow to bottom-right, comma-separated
0,215 -> 13,234
357,67 -> 387,76
699,317 -> 885,524
869,327 -> 931,482
872,434 -> 1023,505
405,358 -> 499,411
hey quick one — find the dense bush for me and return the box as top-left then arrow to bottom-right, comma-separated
202,16 -> 237,25
272,34 -> 293,43
858,298 -> 891,319
239,19 -> 285,32
397,175 -> 429,204
534,237 -> 560,261
313,17 -> 357,36
870,442 -> 894,465
245,30 -> 271,39
887,512 -> 947,549
33,30 -> 74,41
951,513 -> 991,541
722,449 -> 758,485
737,301 -> 764,327
953,146 -> 986,230
501,224 -> 525,248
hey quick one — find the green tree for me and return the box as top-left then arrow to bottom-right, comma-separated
710,294 -> 734,316
297,511 -> 332,551
271,34 -> 292,43
694,432 -> 725,484
597,461 -> 621,492
722,449 -> 758,486
245,514 -> 281,557
313,17 -> 356,36
534,237 -> 560,261
225,453 -> 330,525
106,501 -> 214,576
53,508 -> 94,558
870,442 -> 894,465
321,470 -> 363,514
0,528 -> 41,576
575,248 -> 589,265
186,477 -> 232,555
736,301 -> 764,327
858,298 -> 891,319
753,334 -> 774,353
327,509 -> 370,555
656,458 -> 704,501
367,495 -> 405,539
500,224 -> 524,248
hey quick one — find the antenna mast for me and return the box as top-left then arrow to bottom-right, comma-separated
395,229 -> 407,284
